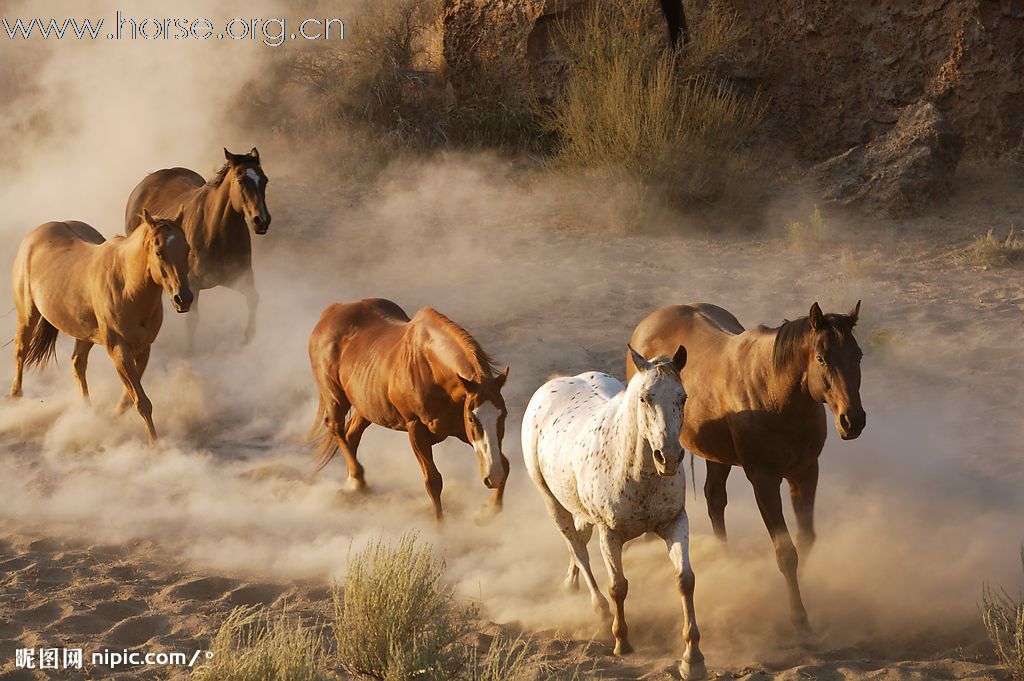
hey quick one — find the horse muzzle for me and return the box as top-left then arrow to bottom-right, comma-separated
172,291 -> 194,313
837,409 -> 866,440
653,447 -> 682,477
251,213 -> 270,235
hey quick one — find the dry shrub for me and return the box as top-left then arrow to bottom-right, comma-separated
787,205 -> 830,252
192,607 -> 337,681
954,227 -> 1024,268
982,547 -> 1024,680
333,534 -> 474,681
244,0 -> 540,157
545,0 -> 764,219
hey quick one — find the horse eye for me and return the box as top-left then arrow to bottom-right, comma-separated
156,249 -> 164,258
816,355 -> 826,365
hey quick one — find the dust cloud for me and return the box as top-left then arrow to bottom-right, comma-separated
0,0 -> 1021,669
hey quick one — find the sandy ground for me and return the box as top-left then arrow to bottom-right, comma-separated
0,159 -> 1021,680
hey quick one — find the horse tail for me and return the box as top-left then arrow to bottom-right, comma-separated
307,396 -> 339,475
24,317 -> 59,370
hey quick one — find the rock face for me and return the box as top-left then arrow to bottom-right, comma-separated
809,101 -> 963,217
441,0 -> 1024,158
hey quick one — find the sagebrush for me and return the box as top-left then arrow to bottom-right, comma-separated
333,534 -> 475,681
982,547 -> 1024,680
545,0 -> 763,217
192,607 -> 337,681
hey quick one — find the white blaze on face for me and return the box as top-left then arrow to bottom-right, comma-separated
472,401 -> 504,484
242,168 -> 266,230
245,168 -> 261,187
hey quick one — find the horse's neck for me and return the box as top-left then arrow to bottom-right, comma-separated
195,182 -> 244,245
112,232 -> 160,302
754,330 -> 816,412
421,323 -> 484,385
604,385 -> 650,480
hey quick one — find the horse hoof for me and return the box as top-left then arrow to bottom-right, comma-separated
337,480 -> 368,495
614,640 -> 634,656
679,658 -> 708,681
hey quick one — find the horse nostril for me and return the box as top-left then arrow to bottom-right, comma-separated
839,413 -> 851,430
483,477 -> 493,488
653,449 -> 666,465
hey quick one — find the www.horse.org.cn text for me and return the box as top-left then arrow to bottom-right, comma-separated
1,12 -> 345,47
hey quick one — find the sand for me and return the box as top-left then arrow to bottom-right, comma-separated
0,159 -> 1021,680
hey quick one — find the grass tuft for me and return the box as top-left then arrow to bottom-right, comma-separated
333,533 -> 474,680
982,547 -> 1024,681
955,227 -> 1024,268
192,607 -> 337,681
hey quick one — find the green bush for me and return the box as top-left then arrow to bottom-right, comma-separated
333,534 -> 474,680
192,607 -> 337,681
982,547 -> 1024,680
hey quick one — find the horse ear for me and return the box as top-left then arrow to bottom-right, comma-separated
173,205 -> 185,224
628,345 -> 652,372
457,374 -> 480,393
140,208 -> 153,227
248,147 -> 260,161
848,300 -> 861,327
672,345 -> 687,372
494,366 -> 509,389
809,302 -> 824,331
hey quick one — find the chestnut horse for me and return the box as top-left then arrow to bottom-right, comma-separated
125,147 -> 270,350
628,302 -> 866,633
10,210 -> 193,442
308,298 -> 510,520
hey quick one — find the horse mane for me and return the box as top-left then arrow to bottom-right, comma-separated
764,316 -> 812,371
206,162 -> 232,188
766,312 -> 853,370
421,308 -> 498,378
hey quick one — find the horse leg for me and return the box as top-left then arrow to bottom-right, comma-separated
704,460 -> 731,542
185,289 -> 200,354
71,340 -> 94,404
324,398 -> 366,492
341,410 -> 371,490
788,461 -> 819,555
109,343 -> 157,443
9,305 -> 39,398
232,270 -> 258,346
659,513 -> 707,680
408,422 -> 444,521
564,517 -> 593,592
116,345 -> 149,414
747,465 -> 811,634
490,453 -> 511,512
598,526 -> 632,655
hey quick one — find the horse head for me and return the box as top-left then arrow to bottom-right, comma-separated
628,344 -> 688,477
141,207 -> 193,313
457,367 -> 510,490
806,301 -> 866,440
223,147 -> 271,234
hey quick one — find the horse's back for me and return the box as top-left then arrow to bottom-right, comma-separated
125,167 -> 204,233
523,372 -> 621,464
309,299 -> 412,421
629,303 -> 743,379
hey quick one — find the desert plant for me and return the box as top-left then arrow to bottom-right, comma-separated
955,227 -> 1024,268
545,0 -> 763,217
787,205 -> 830,252
982,547 -> 1024,680
192,607 -> 337,681
334,534 -> 474,681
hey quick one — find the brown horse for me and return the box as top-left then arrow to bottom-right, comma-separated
124,147 -> 270,350
308,298 -> 510,520
628,302 -> 866,633
10,210 -> 193,442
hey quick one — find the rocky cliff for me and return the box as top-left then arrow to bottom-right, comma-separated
442,0 -> 1024,159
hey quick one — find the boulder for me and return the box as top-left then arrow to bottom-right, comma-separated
809,101 -> 962,217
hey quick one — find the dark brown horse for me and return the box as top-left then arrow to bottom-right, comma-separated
308,298 -> 510,520
628,302 -> 866,633
124,148 -> 270,350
